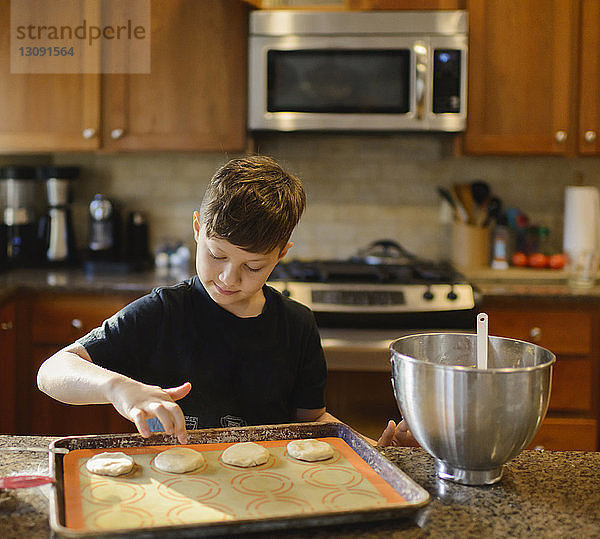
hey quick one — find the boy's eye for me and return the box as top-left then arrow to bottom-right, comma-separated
246,265 -> 263,272
208,250 -> 225,260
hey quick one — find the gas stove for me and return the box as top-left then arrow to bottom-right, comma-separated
268,258 -> 477,330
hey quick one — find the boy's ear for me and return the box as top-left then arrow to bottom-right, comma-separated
279,242 -> 293,260
192,211 -> 201,241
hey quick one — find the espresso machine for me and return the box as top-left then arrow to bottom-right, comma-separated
38,166 -> 79,264
88,193 -> 119,257
0,165 -> 39,267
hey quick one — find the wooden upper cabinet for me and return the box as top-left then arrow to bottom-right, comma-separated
464,0 -> 579,155
101,0 -> 248,152
0,0 -> 247,153
578,0 -> 600,154
0,1 -> 100,152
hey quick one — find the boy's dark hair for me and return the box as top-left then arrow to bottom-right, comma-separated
200,155 -> 306,254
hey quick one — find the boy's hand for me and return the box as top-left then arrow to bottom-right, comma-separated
106,378 -> 192,444
376,419 -> 419,447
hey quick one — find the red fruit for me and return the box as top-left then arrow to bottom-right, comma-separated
528,253 -> 548,268
511,252 -> 528,267
548,253 -> 565,269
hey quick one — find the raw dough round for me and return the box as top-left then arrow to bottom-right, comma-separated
221,442 -> 269,468
86,451 -> 135,476
154,447 -> 205,474
287,439 -> 334,462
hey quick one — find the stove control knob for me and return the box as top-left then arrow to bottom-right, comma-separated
423,289 -> 434,301
447,290 -> 458,301
281,288 -> 291,298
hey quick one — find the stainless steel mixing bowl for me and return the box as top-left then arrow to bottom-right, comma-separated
390,333 -> 555,485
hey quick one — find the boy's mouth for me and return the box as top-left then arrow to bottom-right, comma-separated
213,282 -> 238,296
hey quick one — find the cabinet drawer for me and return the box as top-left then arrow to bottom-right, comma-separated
31,294 -> 132,344
486,309 -> 592,356
549,358 -> 593,412
527,417 -> 598,451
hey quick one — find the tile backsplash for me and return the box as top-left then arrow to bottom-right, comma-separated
13,132 -> 600,262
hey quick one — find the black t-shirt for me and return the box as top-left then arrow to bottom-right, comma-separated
78,276 -> 327,429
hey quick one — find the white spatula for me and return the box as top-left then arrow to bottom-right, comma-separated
477,312 -> 488,369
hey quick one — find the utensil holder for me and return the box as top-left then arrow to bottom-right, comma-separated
451,221 -> 490,269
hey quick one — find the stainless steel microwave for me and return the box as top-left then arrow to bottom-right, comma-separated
248,10 -> 468,132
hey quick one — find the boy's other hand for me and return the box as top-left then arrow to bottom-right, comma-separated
106,378 -> 192,444
376,419 -> 419,447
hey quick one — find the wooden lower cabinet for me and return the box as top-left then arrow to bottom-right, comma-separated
13,289 -> 600,450
482,298 -> 600,451
0,300 -> 17,434
325,297 -> 600,451
528,418 -> 598,451
19,291 -> 139,436
325,370 -> 398,441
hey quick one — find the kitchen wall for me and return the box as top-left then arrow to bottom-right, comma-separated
7,133 -> 600,263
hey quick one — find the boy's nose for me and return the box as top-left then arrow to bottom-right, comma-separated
220,264 -> 241,286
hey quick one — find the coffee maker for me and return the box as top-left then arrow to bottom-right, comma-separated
38,166 -> 79,264
88,193 -> 119,258
0,165 -> 39,267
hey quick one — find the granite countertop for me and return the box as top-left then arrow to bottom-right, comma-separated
2,267 -> 600,302
1,435 -> 599,537
0,267 -> 193,303
464,267 -> 600,300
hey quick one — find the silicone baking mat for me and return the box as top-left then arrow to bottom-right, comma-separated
63,437 -> 407,532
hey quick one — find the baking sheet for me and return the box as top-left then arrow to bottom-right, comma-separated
49,422 -> 429,537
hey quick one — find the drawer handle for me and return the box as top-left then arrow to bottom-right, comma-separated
529,327 -> 542,342
0,321 -> 13,330
71,318 -> 83,329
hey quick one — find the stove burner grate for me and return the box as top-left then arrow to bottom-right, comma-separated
272,259 -> 465,285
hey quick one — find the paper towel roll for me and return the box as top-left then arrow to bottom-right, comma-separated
563,186 -> 600,252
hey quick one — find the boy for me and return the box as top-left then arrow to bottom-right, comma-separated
37,155 -> 408,447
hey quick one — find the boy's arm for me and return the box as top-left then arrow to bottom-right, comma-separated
293,407 -> 417,447
37,344 -> 191,444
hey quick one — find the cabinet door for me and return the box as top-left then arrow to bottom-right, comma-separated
325,371 -> 399,441
528,417 -> 598,451
482,301 -> 599,451
0,1 -> 100,152
0,302 -> 17,433
578,0 -> 600,154
102,0 -> 247,151
464,0 -> 578,155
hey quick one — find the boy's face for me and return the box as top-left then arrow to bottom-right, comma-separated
193,211 -> 291,317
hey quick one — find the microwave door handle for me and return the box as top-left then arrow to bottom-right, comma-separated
414,43 -> 428,120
